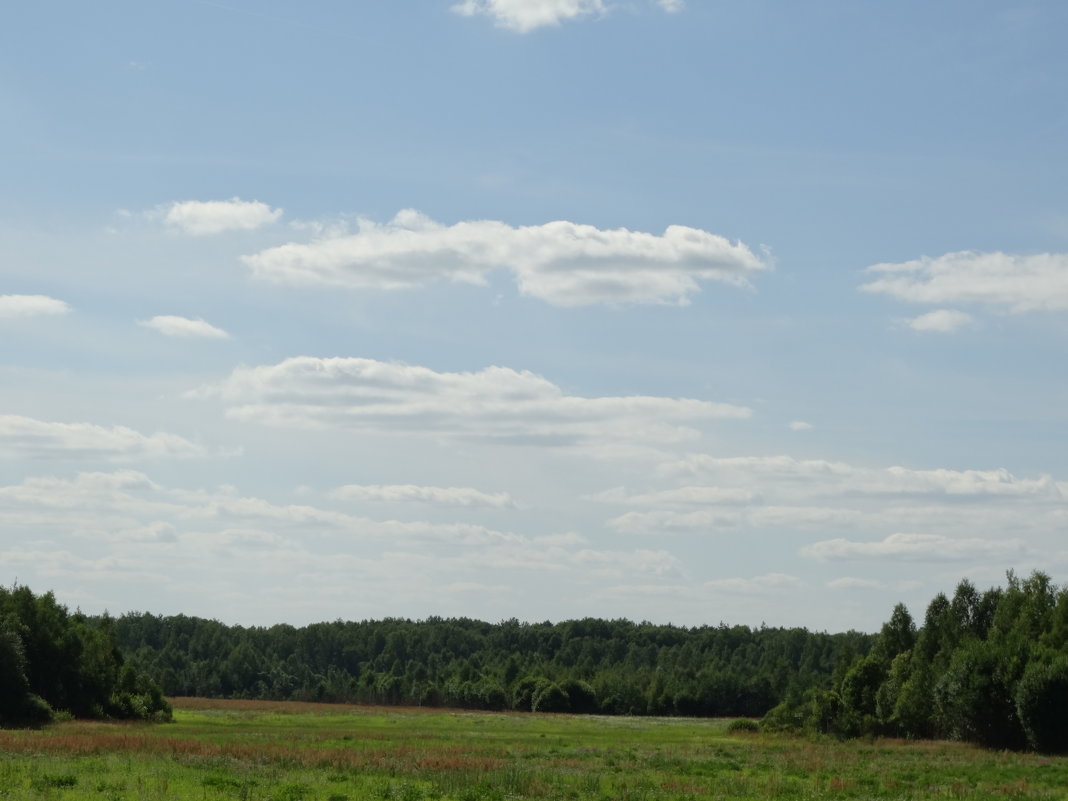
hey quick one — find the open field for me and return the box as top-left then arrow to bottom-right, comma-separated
0,699 -> 1065,800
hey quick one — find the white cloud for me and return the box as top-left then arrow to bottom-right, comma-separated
242,209 -> 768,307
138,315 -> 230,339
703,573 -> 801,594
659,454 -> 1066,499
0,469 -> 690,620
801,532 -> 1027,562
788,420 -> 813,431
162,198 -> 282,235
572,547 -> 683,578
608,508 -> 742,534
878,465 -> 1065,497
450,0 -> 606,32
605,504 -> 862,534
826,577 -> 921,591
0,415 -> 208,460
591,485 -> 757,505
603,452 -> 1067,544
0,294 -> 70,318
860,250 -> 1068,313
193,356 -> 751,447
450,0 -> 683,31
331,483 -> 515,508
660,454 -> 854,481
826,576 -> 884,590
905,309 -> 974,333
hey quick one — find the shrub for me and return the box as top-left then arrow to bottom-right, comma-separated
1016,654 -> 1068,753
532,682 -> 569,713
726,718 -> 760,733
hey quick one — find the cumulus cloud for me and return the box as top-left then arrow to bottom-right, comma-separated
162,198 -> 282,235
905,308 -> 974,333
801,532 -> 1026,562
0,415 -> 208,460
788,420 -> 813,431
331,483 -> 515,508
138,315 -> 230,339
0,294 -> 70,318
242,209 -> 768,307
860,251 -> 1068,313
450,0 -> 607,31
192,356 -> 751,447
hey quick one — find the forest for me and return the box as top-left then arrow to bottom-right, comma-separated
0,584 -> 171,727
765,570 -> 1068,753
5,572 -> 1068,754
111,612 -> 870,719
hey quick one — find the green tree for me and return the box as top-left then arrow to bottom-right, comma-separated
1015,651 -> 1068,753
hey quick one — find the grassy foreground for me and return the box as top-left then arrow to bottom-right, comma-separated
0,699 -> 1064,800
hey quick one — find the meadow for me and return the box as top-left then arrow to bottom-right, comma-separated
0,698 -> 1064,801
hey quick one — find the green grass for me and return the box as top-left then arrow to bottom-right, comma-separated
0,698 -> 1065,800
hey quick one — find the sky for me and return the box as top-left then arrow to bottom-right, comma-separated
2,0 -> 1067,633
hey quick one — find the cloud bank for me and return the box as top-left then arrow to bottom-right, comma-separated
243,210 -> 768,307
861,251 -> 1068,313
0,415 -> 208,461
331,484 -> 516,508
801,532 -> 1026,562
194,356 -> 751,448
594,453 -> 1065,572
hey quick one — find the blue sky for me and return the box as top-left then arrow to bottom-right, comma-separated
2,0 -> 1067,631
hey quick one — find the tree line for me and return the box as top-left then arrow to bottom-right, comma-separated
0,584 -> 171,727
10,572 -> 1065,752
764,570 -> 1068,753
111,613 -> 871,718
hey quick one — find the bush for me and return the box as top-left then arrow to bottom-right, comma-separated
1016,654 -> 1068,753
532,682 -> 569,713
758,699 -> 808,733
726,718 -> 760,733
558,679 -> 597,714
512,676 -> 550,711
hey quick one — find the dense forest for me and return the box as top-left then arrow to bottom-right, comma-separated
112,613 -> 871,718
0,584 -> 171,726
765,570 -> 1068,753
8,571 -> 1068,754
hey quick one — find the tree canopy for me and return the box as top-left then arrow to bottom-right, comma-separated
112,612 -> 871,719
0,584 -> 170,727
764,571 -> 1068,753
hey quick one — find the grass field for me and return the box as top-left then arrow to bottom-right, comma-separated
0,698 -> 1064,800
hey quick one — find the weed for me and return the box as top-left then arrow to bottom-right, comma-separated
29,773 -> 78,790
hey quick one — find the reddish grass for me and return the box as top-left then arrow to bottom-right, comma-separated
168,697 -> 501,716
